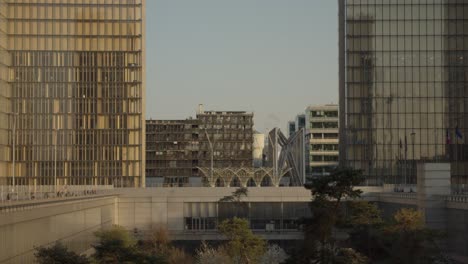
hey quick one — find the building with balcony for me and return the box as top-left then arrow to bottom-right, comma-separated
305,105 -> 339,178
146,106 -> 254,186
146,119 -> 199,187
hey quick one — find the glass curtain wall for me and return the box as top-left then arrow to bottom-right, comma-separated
8,0 -> 145,187
0,0 -> 10,183
341,0 -> 468,186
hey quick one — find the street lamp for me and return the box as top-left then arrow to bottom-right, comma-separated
11,112 -> 18,192
410,131 -> 416,185
204,129 -> 214,186
54,129 -> 58,194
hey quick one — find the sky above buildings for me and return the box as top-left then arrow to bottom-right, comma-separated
147,0 -> 338,133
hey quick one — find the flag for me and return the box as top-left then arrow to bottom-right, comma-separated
456,126 -> 463,139
446,129 -> 452,144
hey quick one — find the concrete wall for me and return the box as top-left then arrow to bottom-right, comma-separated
116,187 -> 313,232
5,185 -> 468,262
0,196 -> 116,264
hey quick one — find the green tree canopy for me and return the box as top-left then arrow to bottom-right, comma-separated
34,242 -> 90,264
218,217 -> 266,264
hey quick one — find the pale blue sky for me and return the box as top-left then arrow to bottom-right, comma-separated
147,0 -> 338,133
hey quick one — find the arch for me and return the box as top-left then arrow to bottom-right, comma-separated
215,178 -> 225,187
229,176 -> 241,187
201,176 -> 211,187
260,176 -> 273,187
246,178 -> 257,187
278,175 -> 291,187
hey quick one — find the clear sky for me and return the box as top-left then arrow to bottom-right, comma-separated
147,0 -> 338,133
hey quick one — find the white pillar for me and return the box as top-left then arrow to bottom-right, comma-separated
417,162 -> 450,230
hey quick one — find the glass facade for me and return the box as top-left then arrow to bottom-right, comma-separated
340,0 -> 468,185
0,1 -> 10,181
3,0 -> 145,187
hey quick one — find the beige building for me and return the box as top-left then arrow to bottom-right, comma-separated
305,105 -> 339,178
0,0 -> 146,187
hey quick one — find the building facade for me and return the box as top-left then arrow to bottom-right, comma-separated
339,0 -> 468,185
197,110 -> 254,169
146,108 -> 254,186
305,105 -> 339,178
287,121 -> 296,137
2,1 -> 146,187
146,119 -> 199,187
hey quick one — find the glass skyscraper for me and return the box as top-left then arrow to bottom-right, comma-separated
0,0 -> 146,187
339,0 -> 468,186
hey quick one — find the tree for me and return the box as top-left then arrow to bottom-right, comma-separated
260,244 -> 289,264
348,208 -> 453,264
139,224 -> 192,264
218,217 -> 266,264
379,208 -> 451,264
334,248 -> 369,264
196,242 -> 233,264
219,187 -> 248,203
219,187 -> 249,218
93,225 -> 166,264
302,167 -> 365,263
345,201 -> 383,228
34,242 -> 90,264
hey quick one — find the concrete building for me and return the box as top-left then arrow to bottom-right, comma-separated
305,105 -> 339,178
146,106 -> 254,186
339,1 -> 468,186
0,1 -> 146,187
146,119 -> 200,187
253,132 -> 265,168
287,121 -> 296,137
197,110 -> 254,169
6,166 -> 468,263
295,114 -> 306,132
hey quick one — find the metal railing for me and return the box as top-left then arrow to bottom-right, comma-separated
0,185 -> 114,203
446,195 -> 468,203
378,192 -> 417,199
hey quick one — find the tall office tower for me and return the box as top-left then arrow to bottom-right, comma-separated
5,1 -> 146,187
0,1 -> 10,181
305,105 -> 339,179
339,0 -> 468,185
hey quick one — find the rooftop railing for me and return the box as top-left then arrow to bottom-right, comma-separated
0,185 -> 114,204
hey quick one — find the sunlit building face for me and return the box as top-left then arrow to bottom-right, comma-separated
0,0 -> 146,187
339,0 -> 468,186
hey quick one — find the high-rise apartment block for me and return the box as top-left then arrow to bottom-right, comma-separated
146,107 -> 254,186
0,1 -> 146,187
145,119 -> 199,187
197,110 -> 254,168
339,0 -> 468,185
305,105 -> 339,178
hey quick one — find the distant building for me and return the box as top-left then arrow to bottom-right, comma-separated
253,132 -> 265,168
146,106 -> 254,186
146,119 -> 200,187
295,114 -> 306,131
287,121 -> 296,137
305,105 -> 339,178
197,110 -> 254,169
